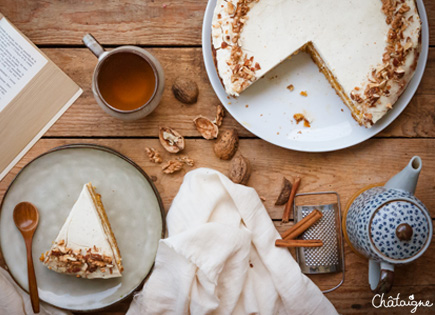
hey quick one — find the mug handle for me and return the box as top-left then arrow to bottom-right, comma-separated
369,260 -> 394,294
82,33 -> 106,59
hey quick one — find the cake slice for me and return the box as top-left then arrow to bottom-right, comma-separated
42,183 -> 123,279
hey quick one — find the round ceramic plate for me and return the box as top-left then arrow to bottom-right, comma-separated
0,144 -> 164,312
202,0 -> 429,152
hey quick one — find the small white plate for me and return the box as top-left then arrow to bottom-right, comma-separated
202,0 -> 429,152
0,144 -> 164,312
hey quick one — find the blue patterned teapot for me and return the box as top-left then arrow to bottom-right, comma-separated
345,156 -> 432,294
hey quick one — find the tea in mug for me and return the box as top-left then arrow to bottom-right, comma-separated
97,52 -> 156,111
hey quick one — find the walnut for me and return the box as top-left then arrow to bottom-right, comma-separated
225,2 -> 236,15
145,147 -> 163,163
193,116 -> 219,140
162,160 -> 184,174
275,177 -> 292,206
229,155 -> 251,185
214,104 -> 225,127
172,77 -> 199,104
214,129 -> 239,160
159,127 -> 185,153
176,156 -> 195,167
394,67 -> 405,78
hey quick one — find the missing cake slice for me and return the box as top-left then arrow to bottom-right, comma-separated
42,183 -> 123,279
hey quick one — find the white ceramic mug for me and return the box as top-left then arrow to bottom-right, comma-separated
83,33 -> 164,121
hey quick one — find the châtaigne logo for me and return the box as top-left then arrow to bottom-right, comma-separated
372,293 -> 433,313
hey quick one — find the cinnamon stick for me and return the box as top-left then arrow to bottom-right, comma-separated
275,239 -> 323,248
281,209 -> 323,240
281,177 -> 301,223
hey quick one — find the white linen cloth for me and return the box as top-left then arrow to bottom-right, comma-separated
0,267 -> 70,315
128,168 -> 337,314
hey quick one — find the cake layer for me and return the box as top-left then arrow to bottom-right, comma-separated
212,0 -> 421,127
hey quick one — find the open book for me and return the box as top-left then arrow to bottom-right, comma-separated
0,14 -> 82,180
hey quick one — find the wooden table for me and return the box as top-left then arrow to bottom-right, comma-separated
0,1 -> 434,314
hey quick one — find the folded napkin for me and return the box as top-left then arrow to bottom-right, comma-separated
0,267 -> 70,315
128,168 -> 337,314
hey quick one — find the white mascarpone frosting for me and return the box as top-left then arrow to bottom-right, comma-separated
42,183 -> 123,279
212,0 -> 421,127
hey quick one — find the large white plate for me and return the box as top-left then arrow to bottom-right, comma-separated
202,0 -> 429,152
0,144 -> 164,312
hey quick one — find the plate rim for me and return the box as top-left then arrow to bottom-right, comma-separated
201,0 -> 429,152
0,143 -> 166,312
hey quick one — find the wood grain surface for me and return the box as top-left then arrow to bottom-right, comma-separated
0,0 -> 434,46
0,0 -> 434,314
36,47 -> 435,139
0,138 -> 434,314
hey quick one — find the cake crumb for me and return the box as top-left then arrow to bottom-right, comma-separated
300,91 -> 308,97
293,113 -> 312,128
287,84 -> 294,91
245,104 -> 249,108
293,113 -> 305,123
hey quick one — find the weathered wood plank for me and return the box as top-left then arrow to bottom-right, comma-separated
37,48 -> 435,138
76,284 -> 435,315
1,138 -> 434,217
0,0 -> 206,46
275,223 -> 435,287
0,138 -> 433,314
1,0 -> 434,47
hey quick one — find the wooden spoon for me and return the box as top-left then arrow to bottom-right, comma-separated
13,202 -> 40,314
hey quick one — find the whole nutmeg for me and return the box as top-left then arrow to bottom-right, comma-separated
214,129 -> 239,160
172,77 -> 199,104
275,177 -> 292,205
229,155 -> 251,185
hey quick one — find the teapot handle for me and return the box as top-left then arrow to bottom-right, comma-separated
369,260 -> 394,294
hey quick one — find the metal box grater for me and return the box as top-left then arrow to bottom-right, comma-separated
294,192 -> 345,293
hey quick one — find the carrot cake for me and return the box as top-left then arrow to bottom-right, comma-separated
42,183 -> 123,279
211,0 -> 421,127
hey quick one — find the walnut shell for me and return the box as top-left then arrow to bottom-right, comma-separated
193,116 -> 219,140
172,77 -> 199,104
229,155 -> 251,185
159,127 -> 185,154
214,129 -> 239,160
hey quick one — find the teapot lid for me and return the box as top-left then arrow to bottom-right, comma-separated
369,200 -> 431,261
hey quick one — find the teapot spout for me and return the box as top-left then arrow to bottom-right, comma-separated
384,156 -> 422,194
